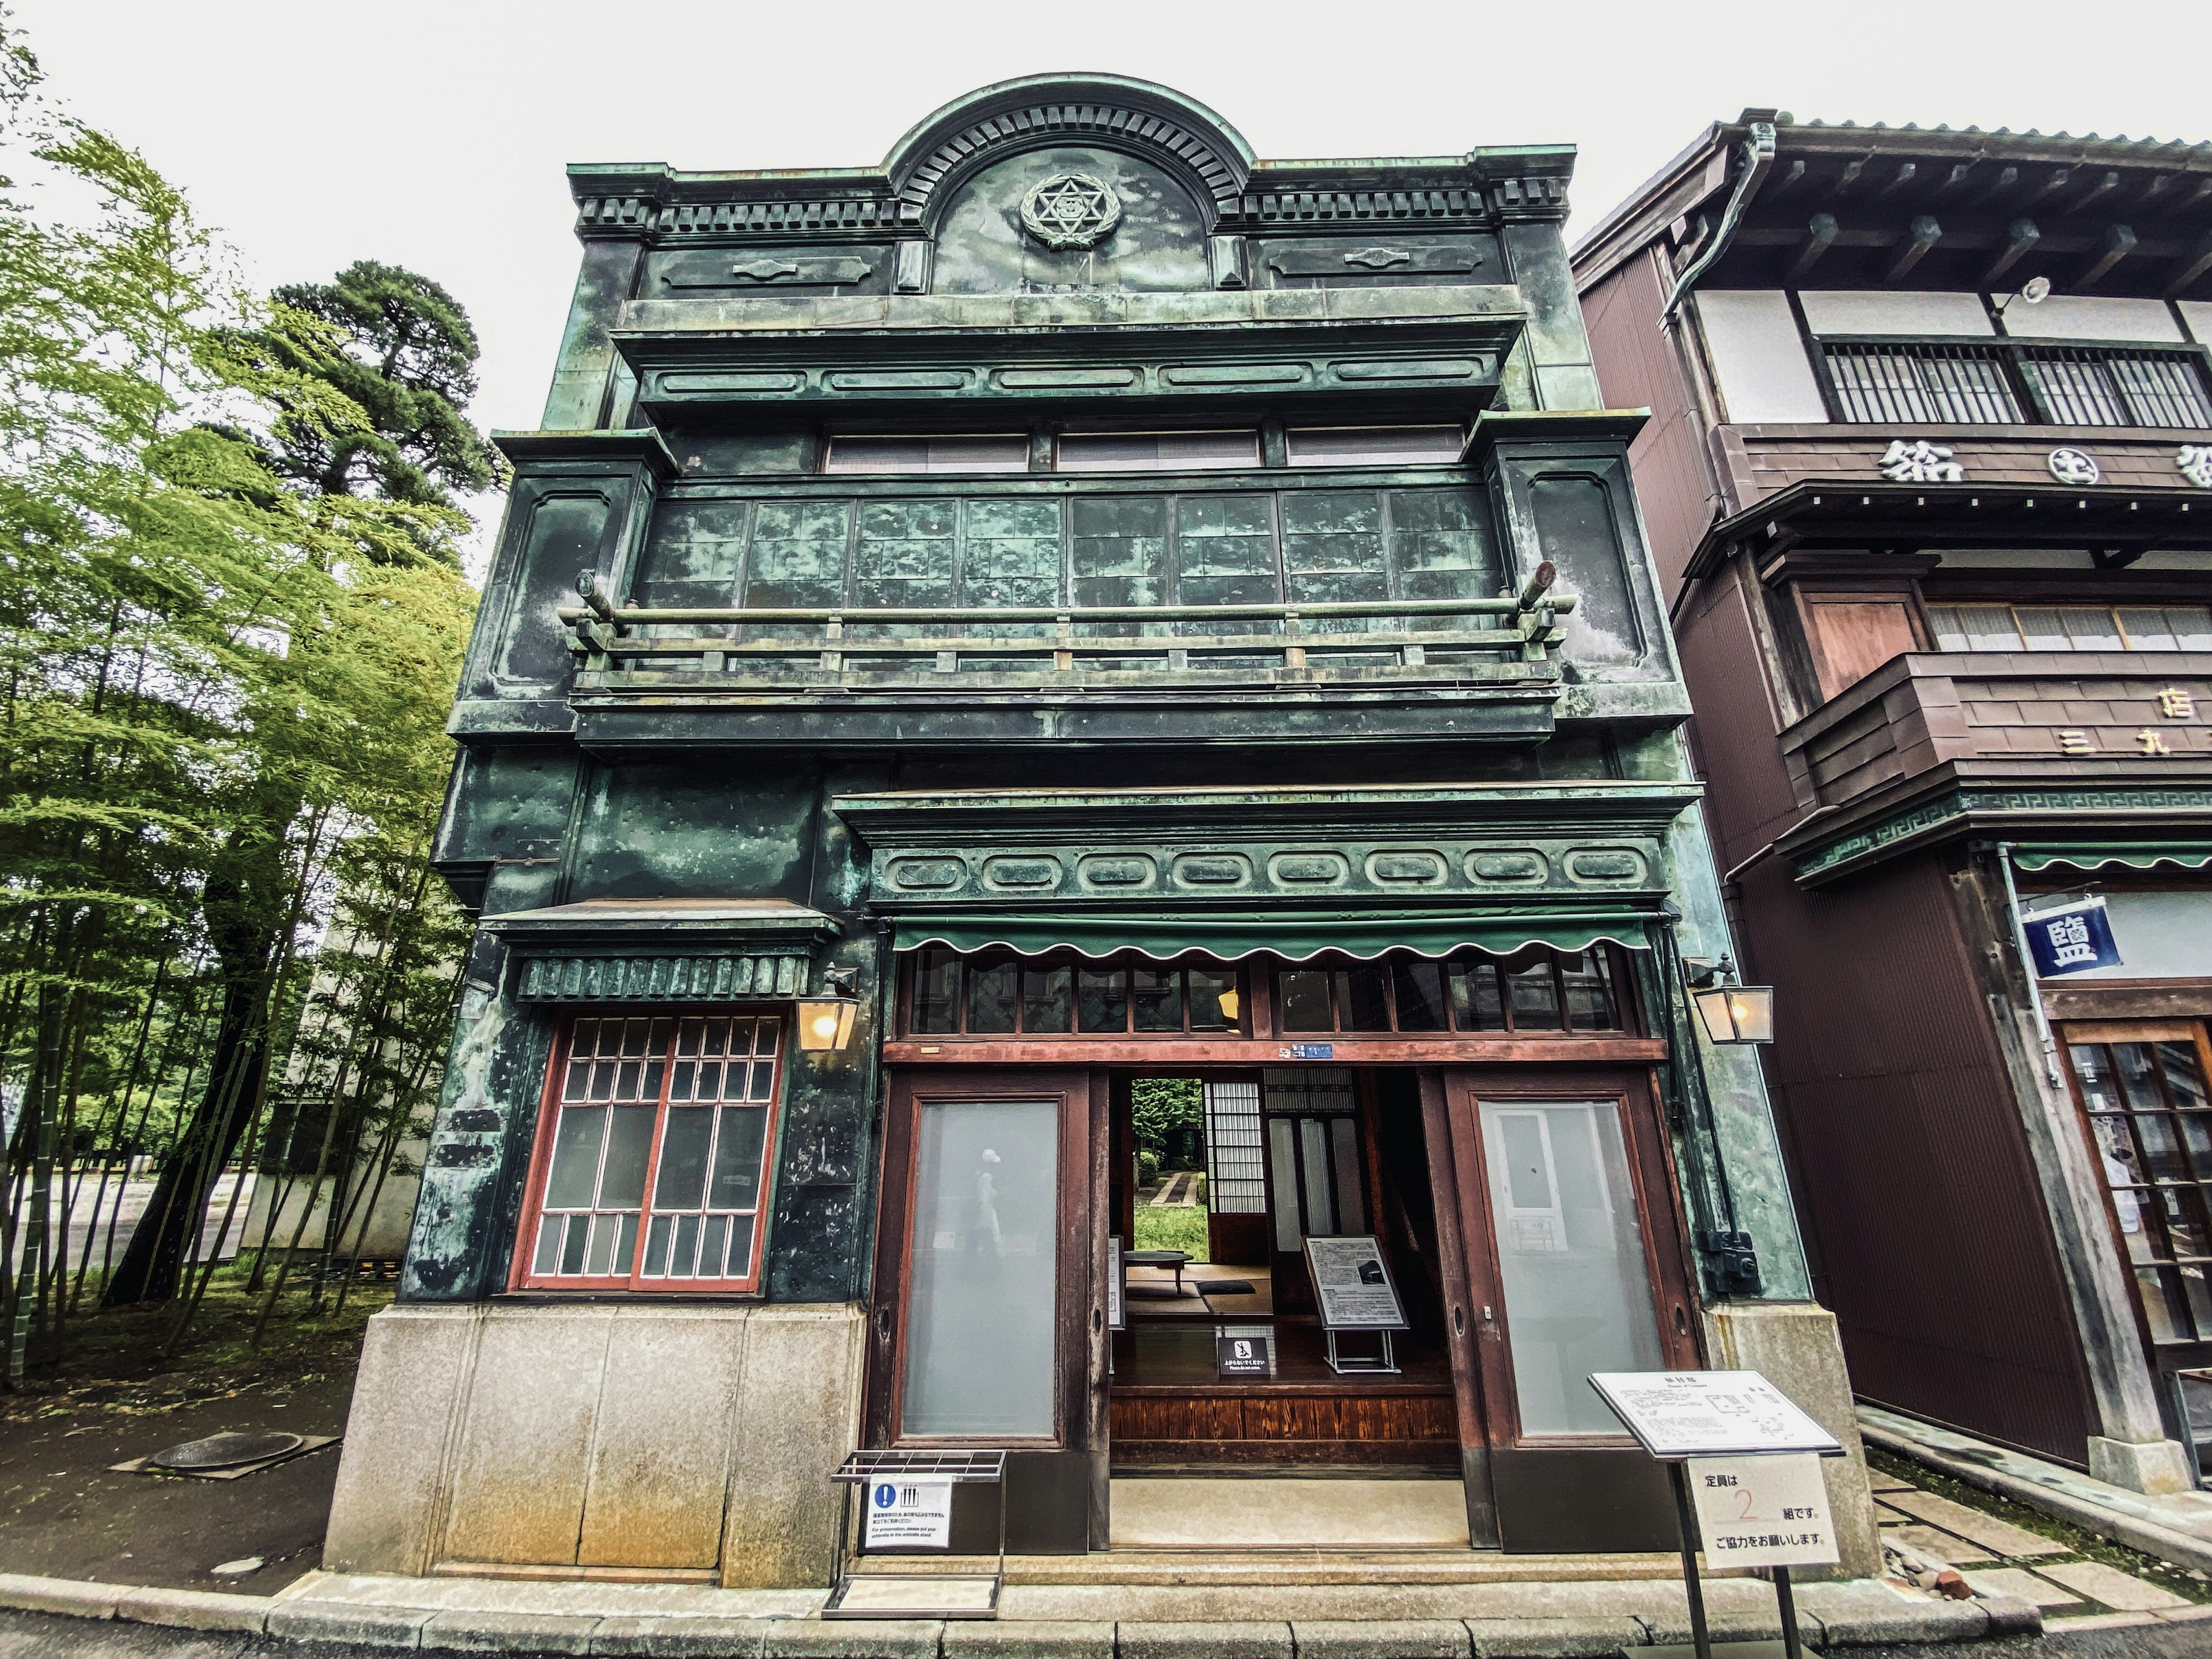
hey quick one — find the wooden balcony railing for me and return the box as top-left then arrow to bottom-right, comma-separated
558,569 -> 1576,692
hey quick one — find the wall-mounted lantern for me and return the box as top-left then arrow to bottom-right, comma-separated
797,967 -> 862,1053
1683,956 -> 1775,1046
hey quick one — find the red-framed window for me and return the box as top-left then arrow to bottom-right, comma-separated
514,1010 -> 783,1293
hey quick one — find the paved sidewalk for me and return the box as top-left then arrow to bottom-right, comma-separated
0,1561 -> 2034,1654
1861,1404 -> 2212,1576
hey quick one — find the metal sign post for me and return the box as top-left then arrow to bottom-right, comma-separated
827,1448 -> 1008,1620
1590,1372 -> 1846,1659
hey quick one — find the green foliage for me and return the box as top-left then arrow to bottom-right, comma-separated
0,22 -> 486,1366
1137,1149 -> 1159,1187
1130,1077 -> 1201,1154
1132,1203 -> 1209,1260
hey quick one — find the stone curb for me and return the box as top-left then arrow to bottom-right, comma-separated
0,1574 -> 2043,1653
116,1586 -> 272,1633
1860,1415 -> 2212,1577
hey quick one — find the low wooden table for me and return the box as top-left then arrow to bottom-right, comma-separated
1123,1248 -> 1191,1297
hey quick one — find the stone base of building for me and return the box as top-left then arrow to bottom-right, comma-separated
1700,1300 -> 1884,1581
2088,1434 -> 2196,1497
323,1301 -> 865,1589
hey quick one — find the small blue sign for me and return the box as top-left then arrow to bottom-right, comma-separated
1288,1043 -> 1334,1059
2024,898 -> 2123,978
873,1482 -> 896,1509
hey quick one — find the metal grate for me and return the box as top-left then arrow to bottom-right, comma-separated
1824,342 -> 2023,425
1820,338 -> 2212,430
833,1448 -> 1008,1483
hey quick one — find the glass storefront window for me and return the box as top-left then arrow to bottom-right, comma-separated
1479,1099 -> 1665,1434
2068,1029 -> 2212,1344
901,1099 -> 1059,1437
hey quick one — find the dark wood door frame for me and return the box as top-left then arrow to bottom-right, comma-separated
1419,1067 -> 1500,1547
863,1066 -> 1096,1456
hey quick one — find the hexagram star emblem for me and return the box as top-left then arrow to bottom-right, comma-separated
1020,173 -> 1122,251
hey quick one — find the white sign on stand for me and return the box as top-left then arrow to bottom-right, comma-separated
1107,1234 -> 1124,1332
863,1477 -> 953,1549
1304,1235 -> 1408,1329
1588,1370 -> 1842,1459
1686,1453 -> 1839,1569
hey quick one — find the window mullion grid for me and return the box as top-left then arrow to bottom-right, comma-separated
1997,342 -> 2055,426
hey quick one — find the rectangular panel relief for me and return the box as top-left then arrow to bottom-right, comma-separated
1260,235 -> 1501,288
1500,453 -> 1665,679
486,479 -> 625,696
644,245 -> 887,297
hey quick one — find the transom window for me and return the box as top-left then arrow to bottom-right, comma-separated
824,435 -> 1029,474
518,1012 -> 782,1292
1928,604 -> 2212,654
1054,431 -> 1259,472
908,949 -> 1243,1036
2066,1026 -> 2212,1344
1276,946 -> 1628,1035
1285,426 -> 1465,465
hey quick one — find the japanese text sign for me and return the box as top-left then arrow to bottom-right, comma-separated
1688,1453 -> 1840,1569
865,1478 -> 953,1549
2024,897 -> 2123,978
1588,1371 -> 1842,1459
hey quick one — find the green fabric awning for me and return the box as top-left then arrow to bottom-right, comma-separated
892,911 -> 1655,962
2012,843 -> 2212,874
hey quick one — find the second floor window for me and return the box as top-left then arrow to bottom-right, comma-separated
1056,431 -> 1259,471
1928,604 -> 2212,654
1820,340 -> 2212,431
1286,426 -> 1464,465
825,435 -> 1029,474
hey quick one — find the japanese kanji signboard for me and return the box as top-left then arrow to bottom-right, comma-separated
1687,1453 -> 1840,1569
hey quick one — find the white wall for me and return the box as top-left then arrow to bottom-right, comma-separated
1997,296 -> 2185,343
1694,290 -> 1829,423
2057,891 -> 2212,980
2176,301 -> 2212,348
1798,290 -> 1994,336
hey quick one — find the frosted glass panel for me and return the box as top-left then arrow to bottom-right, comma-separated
1479,1099 -> 1665,1434
902,1099 -> 1059,1437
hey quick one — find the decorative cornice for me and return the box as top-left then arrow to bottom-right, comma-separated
1790,782 -> 2212,884
516,952 -> 809,1003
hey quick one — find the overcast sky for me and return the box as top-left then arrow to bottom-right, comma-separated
16,0 -> 2207,556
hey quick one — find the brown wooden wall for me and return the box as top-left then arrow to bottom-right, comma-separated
1738,849 -> 2096,1463
1715,427 -> 2212,509
1581,249 -> 1719,596
1111,1388 -> 1456,1465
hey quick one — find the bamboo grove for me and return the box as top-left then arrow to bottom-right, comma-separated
0,28 -> 493,1385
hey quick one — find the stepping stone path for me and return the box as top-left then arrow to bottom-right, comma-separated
1877,1463 -> 2209,1624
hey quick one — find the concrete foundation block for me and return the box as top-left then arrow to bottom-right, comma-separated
0,1573 -> 120,1620
942,1619 -> 1113,1659
1980,1596 -> 2044,1637
2088,1435 -> 2196,1497
114,1586 -> 271,1633
1293,1618 -> 1472,1658
1116,1621 -> 1294,1659
1700,1302 -> 1883,1582
421,1609 -> 605,1653
1631,1607 -> 1802,1647
266,1601 -> 440,1647
1463,1616 -> 1646,1657
589,1616 -> 776,1657
324,1304 -> 485,1577
762,1620 -> 943,1659
1792,1580 -> 1988,1645
721,1306 -> 866,1590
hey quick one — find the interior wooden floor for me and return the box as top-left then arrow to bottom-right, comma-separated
1113,1260 -> 1456,1469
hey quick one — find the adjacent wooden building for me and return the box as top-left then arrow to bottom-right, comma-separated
1575,112 -> 2212,1491
320,77 -> 1876,1586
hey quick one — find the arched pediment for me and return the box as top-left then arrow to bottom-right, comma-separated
882,74 -> 1254,230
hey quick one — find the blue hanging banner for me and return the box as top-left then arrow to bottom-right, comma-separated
2024,897 -> 2123,978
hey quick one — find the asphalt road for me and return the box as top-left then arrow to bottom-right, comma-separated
3,1609 -> 2212,1659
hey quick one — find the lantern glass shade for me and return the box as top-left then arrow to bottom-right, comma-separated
796,996 -> 859,1052
1692,983 -> 1775,1045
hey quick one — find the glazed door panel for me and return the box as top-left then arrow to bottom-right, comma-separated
866,1067 -> 1094,1553
1441,1068 -> 1698,1552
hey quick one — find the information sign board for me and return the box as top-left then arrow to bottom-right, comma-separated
864,1477 -> 953,1549
1107,1234 -> 1124,1332
1217,1331 -> 1272,1376
1686,1453 -> 1840,1569
1303,1235 -> 1409,1331
1587,1370 -> 1842,1460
